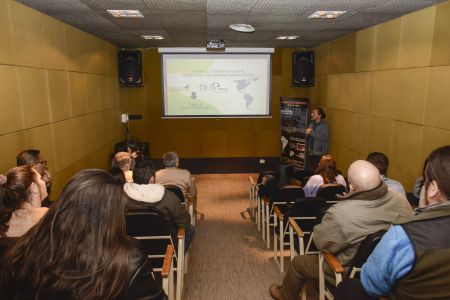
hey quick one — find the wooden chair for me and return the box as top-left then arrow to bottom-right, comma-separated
263,186 -> 305,249
126,211 -> 188,300
318,230 -> 387,300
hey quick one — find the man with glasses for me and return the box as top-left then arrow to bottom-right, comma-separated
16,149 -> 52,205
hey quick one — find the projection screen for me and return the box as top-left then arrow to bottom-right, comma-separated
161,51 -> 272,118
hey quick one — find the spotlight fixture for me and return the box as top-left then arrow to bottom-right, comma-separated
308,11 -> 346,19
141,35 -> 164,40
107,10 -> 144,18
229,24 -> 255,33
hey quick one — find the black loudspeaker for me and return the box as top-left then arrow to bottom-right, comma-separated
119,50 -> 143,87
292,51 -> 314,87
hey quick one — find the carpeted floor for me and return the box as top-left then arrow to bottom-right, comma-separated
183,173 -> 287,300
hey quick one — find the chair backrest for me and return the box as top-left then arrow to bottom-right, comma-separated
271,186 -> 305,204
126,211 -> 174,262
286,197 -> 328,229
316,184 -> 347,201
164,185 -> 185,203
347,229 -> 387,278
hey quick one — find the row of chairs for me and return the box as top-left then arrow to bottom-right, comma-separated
126,184 -> 196,300
248,176 -> 387,300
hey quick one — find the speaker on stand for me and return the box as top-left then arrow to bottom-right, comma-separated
118,50 -> 143,87
292,51 -> 315,87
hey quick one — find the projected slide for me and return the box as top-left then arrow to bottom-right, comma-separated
162,53 -> 271,117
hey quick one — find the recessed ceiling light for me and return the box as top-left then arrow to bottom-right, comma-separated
229,24 -> 255,33
308,11 -> 346,19
276,36 -> 299,40
107,10 -> 144,18
141,35 -> 164,40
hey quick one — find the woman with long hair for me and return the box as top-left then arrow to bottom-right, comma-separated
0,169 -> 165,300
303,155 -> 347,197
0,165 -> 48,238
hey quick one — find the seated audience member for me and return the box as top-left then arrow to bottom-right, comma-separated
16,149 -> 52,206
359,145 -> 450,300
303,155 -> 347,197
125,160 -> 194,251
269,160 -> 412,300
155,152 -> 197,198
0,166 -> 48,238
113,151 -> 134,183
367,152 -> 406,197
0,169 -> 166,299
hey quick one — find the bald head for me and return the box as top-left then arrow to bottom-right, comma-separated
348,160 -> 381,192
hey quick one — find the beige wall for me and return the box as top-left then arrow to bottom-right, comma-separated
311,2 -> 450,191
0,0 -> 120,196
120,48 -> 312,159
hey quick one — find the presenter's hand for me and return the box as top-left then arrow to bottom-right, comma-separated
306,128 -> 313,135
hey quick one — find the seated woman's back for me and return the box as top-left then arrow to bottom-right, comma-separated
0,169 -> 165,300
0,166 -> 48,238
303,155 -> 347,197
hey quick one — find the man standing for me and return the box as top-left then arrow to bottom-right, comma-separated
269,160 -> 412,300
306,107 -> 329,171
156,152 -> 197,198
359,145 -> 450,299
367,152 -> 406,197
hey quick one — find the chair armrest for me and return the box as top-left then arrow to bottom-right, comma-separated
288,218 -> 304,237
274,206 -> 284,222
186,196 -> 194,205
178,227 -> 185,238
323,252 -> 344,273
263,197 -> 270,205
161,245 -> 175,277
249,176 -> 256,186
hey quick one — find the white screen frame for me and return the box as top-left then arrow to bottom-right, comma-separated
160,50 -> 273,119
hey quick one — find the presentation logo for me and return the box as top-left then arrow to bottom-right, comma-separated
210,82 -> 228,93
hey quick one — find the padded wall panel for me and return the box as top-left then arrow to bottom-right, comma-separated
424,66 -> 450,130
390,121 -> 424,176
326,74 -> 340,109
421,127 -> 450,161
85,74 -> 102,113
394,68 -> 429,124
374,18 -> 401,70
68,71 -> 88,116
64,25 -> 89,72
340,72 -> 371,114
431,1 -> 450,66
47,70 -> 71,122
370,70 -> 398,119
399,6 -> 435,68
368,116 -> 395,156
0,65 -> 24,134
10,1 -> 45,68
0,132 -> 26,173
355,27 -> 376,72
17,67 -> 51,128
314,43 -> 330,76
0,0 -> 14,65
42,17 -> 68,70
329,33 -> 356,74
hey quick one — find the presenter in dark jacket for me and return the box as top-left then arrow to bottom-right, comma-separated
0,169 -> 165,300
306,107 -> 329,171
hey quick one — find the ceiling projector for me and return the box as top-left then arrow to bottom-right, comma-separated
206,39 -> 225,50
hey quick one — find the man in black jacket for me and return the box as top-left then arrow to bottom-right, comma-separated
124,160 -> 194,251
